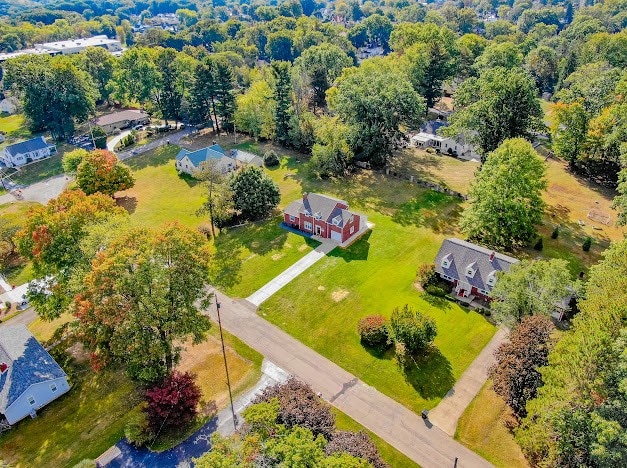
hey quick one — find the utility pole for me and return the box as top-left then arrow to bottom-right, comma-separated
216,298 -> 238,430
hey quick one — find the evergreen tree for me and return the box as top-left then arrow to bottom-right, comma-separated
271,61 -> 293,146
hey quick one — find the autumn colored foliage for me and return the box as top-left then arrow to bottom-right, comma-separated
75,149 -> 135,196
326,430 -> 388,468
357,315 -> 390,348
144,372 -> 202,432
253,377 -> 335,439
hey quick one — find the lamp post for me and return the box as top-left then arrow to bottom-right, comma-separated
216,298 -> 238,430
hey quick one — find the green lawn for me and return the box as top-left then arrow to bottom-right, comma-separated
0,114 -> 31,139
456,380 -> 529,468
260,184 -> 495,414
0,366 -> 140,468
332,408 -> 420,468
10,152 -> 65,186
0,201 -> 38,286
120,145 -> 318,298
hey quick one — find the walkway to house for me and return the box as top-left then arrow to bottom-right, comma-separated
101,360 -> 290,467
246,243 -> 335,306
427,327 -> 509,436
207,290 -> 492,468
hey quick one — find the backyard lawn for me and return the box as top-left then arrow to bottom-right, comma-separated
259,181 -> 496,414
0,114 -> 31,139
9,152 -> 65,186
456,380 -> 529,468
0,201 -> 38,286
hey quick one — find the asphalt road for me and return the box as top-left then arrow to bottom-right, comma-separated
207,290 -> 492,468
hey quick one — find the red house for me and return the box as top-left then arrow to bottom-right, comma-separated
283,193 -> 368,244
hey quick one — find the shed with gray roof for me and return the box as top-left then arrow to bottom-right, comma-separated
0,325 -> 69,425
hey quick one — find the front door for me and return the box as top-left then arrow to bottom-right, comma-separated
315,225 -> 322,236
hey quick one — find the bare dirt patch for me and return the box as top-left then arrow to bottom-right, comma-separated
318,285 -> 326,291
332,289 -> 349,302
272,253 -> 285,261
298,244 -> 309,252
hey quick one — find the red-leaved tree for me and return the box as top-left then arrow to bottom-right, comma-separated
489,315 -> 555,418
326,430 -> 389,468
144,371 -> 202,431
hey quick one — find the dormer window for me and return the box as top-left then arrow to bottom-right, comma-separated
332,215 -> 341,226
486,270 -> 497,286
466,262 -> 477,278
441,253 -> 452,269
304,210 -> 311,216
314,212 -> 322,220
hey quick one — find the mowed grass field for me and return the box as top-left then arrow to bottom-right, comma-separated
456,381 -> 529,468
259,180 -> 495,414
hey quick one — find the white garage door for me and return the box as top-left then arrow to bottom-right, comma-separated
331,230 -> 342,242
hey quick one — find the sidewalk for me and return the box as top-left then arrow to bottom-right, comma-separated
246,243 -> 335,306
427,327 -> 509,436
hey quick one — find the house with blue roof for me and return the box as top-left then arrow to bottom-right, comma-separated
0,136 -> 56,168
175,144 -> 237,177
0,325 -> 69,425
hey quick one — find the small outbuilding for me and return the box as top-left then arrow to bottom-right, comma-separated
0,325 -> 70,425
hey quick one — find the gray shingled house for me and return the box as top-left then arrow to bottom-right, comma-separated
0,326 -> 70,425
434,238 -> 519,301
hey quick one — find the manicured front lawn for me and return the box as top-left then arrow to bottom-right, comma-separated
0,201 -> 38,286
332,408 -> 420,468
456,380 -> 529,468
10,152 -> 65,186
0,114 -> 31,139
260,185 -> 495,415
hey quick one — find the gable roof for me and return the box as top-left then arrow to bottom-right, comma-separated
434,238 -> 519,293
175,144 -> 228,167
95,109 -> 149,126
0,326 -> 66,412
284,193 -> 355,227
232,149 -> 263,166
4,137 -> 52,157
420,120 -> 448,136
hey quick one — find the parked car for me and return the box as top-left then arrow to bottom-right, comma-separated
132,124 -> 144,131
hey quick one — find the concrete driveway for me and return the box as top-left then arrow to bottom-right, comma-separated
107,130 -> 132,152
0,174 -> 69,205
117,128 -> 194,161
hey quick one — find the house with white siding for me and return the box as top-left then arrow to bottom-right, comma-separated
0,326 -> 70,425
0,136 -> 56,167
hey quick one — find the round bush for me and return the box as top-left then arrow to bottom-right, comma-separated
582,237 -> 592,252
357,315 -> 390,348
425,285 -> 446,297
263,150 -> 280,167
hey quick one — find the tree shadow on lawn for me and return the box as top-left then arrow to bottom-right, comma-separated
217,215 -> 293,256
327,231 -> 371,262
403,346 -> 455,400
419,292 -> 452,310
116,195 -> 137,215
391,191 -> 462,235
208,243 -> 243,290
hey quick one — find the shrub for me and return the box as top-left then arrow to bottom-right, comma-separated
416,263 -> 436,288
394,341 -> 408,368
125,405 -> 154,447
357,315 -> 390,348
533,237 -> 543,251
389,304 -> 437,355
263,150 -> 280,167
252,377 -> 335,439
425,285 -> 447,297
582,236 -> 592,251
551,226 -> 559,239
144,371 -> 201,432
326,431 -> 388,468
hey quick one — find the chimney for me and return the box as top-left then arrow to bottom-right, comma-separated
489,251 -> 495,261
303,192 -> 308,202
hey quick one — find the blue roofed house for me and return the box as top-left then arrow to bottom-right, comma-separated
175,144 -> 237,177
0,325 -> 70,425
434,238 -> 519,303
0,136 -> 57,168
